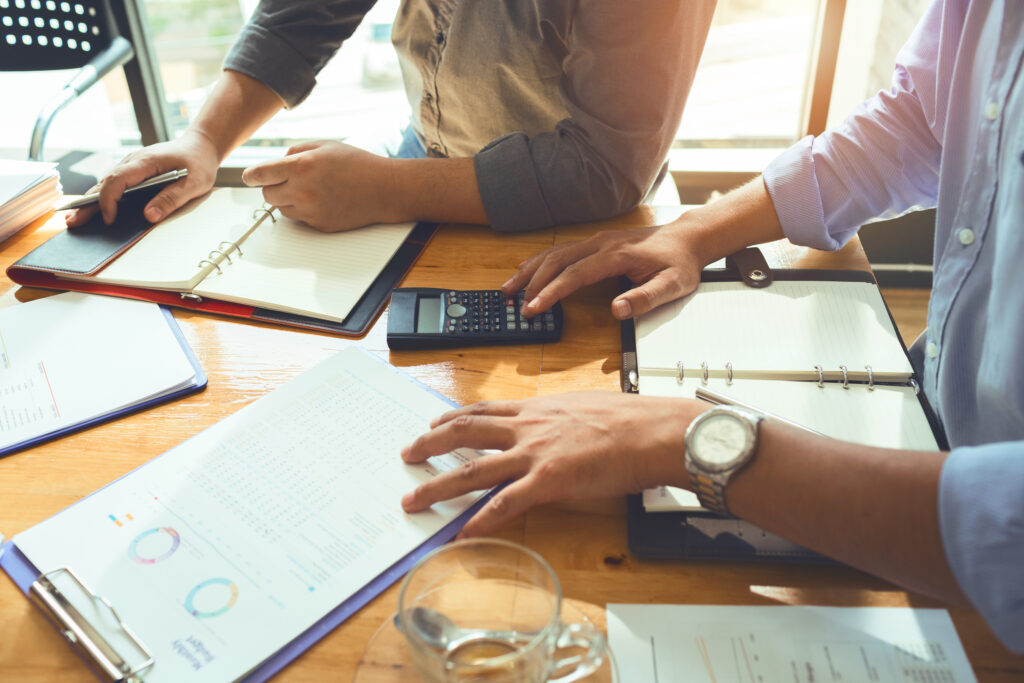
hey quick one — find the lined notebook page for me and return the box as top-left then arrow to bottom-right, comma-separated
78,188 -> 258,289
195,215 -> 415,322
641,376 -> 939,511
636,281 -> 913,383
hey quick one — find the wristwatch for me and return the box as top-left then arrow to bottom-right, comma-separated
684,405 -> 763,516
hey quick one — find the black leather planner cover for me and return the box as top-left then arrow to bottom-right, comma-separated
13,186 -> 161,276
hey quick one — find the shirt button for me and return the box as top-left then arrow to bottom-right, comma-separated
958,228 -> 975,246
926,342 -> 938,359
430,142 -> 441,153
424,92 -> 433,103
984,100 -> 1001,120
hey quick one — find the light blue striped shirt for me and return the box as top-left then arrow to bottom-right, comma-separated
763,0 -> 1024,653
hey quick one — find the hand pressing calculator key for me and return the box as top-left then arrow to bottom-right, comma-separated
386,288 -> 563,350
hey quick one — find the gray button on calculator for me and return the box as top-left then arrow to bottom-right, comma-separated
446,303 -> 467,318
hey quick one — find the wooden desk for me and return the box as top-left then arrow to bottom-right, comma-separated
0,207 -> 1020,681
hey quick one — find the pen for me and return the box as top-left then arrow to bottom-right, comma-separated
694,386 -> 827,437
56,169 -> 189,211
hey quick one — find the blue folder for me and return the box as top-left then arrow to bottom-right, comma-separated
0,349 -> 497,682
0,305 -> 208,460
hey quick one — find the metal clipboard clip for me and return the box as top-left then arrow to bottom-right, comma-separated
29,567 -> 154,682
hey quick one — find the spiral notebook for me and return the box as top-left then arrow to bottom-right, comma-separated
622,268 -> 946,560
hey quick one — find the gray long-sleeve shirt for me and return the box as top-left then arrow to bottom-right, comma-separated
223,0 -> 715,231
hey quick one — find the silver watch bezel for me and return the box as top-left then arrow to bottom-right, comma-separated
685,405 -> 761,473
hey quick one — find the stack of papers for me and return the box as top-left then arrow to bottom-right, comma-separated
0,160 -> 62,242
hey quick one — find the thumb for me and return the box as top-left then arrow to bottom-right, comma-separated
612,271 -> 688,319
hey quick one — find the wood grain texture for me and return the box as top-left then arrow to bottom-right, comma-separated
0,208 -> 1019,682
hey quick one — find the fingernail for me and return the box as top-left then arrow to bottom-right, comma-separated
401,444 -> 411,459
501,278 -> 513,290
613,299 -> 632,318
401,492 -> 414,509
145,207 -> 162,222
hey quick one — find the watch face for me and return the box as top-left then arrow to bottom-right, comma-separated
690,412 -> 752,468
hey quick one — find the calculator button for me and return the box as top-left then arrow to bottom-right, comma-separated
545,322 -> 555,332
520,321 -> 529,331
507,322 -> 515,330
446,303 -> 467,318
531,320 -> 541,331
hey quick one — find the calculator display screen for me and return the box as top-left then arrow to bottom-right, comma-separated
416,296 -> 442,333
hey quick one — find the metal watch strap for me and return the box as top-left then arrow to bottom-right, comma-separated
690,472 -> 730,516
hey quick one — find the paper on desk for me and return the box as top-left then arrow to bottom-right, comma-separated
607,604 -> 976,683
0,293 -> 197,451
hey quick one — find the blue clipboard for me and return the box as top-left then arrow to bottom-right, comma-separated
0,348 -> 498,682
0,305 -> 208,459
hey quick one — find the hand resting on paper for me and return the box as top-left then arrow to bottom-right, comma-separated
241,140 -> 404,233
64,131 -> 220,228
399,392 -> 703,538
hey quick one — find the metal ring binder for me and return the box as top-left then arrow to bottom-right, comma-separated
725,362 -> 733,385
814,364 -> 824,388
29,567 -> 154,683
252,204 -> 277,223
180,292 -> 204,304
218,240 -> 243,257
839,365 -> 850,389
208,249 -> 232,265
701,361 -> 709,385
676,361 -> 684,384
865,365 -> 875,391
909,377 -> 920,395
196,259 -> 222,275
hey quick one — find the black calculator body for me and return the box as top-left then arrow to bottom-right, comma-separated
386,288 -> 563,350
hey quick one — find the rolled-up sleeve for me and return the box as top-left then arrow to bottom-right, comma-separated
762,0 -> 946,250
939,442 -> 1024,653
475,2 -> 716,232
223,0 -> 377,108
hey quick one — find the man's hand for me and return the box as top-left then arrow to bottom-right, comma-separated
65,130 -> 220,227
241,140 -> 402,232
400,392 -> 701,538
501,219 -> 709,320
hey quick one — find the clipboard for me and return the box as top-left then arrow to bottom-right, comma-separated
0,348 -> 499,682
0,304 -> 207,459
621,261 -> 948,562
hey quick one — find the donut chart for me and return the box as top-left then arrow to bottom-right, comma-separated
129,527 -> 180,564
185,578 -> 239,618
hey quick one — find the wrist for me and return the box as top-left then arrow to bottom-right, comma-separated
632,398 -> 704,492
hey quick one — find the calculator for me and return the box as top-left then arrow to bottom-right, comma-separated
386,288 -> 563,350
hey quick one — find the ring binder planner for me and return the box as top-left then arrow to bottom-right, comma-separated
29,567 -> 154,683
622,266 -> 949,561
8,187 -> 439,337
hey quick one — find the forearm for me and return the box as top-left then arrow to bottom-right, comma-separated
389,157 -> 488,226
700,421 -> 964,603
683,177 -> 787,267
188,70 -> 285,163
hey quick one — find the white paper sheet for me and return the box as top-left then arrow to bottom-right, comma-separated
607,604 -> 976,683
14,347 -> 488,682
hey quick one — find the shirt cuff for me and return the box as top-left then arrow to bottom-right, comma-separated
939,443 -> 1024,654
763,137 -> 843,251
223,24 -> 317,108
473,133 -> 554,233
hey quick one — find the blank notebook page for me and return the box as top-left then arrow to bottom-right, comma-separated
636,281 -> 913,380
195,216 -> 416,323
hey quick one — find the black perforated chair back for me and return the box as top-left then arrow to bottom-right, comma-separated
0,0 -> 120,71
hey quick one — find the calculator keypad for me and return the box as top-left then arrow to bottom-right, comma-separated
443,290 -> 558,336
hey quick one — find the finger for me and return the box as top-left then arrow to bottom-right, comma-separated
242,158 -> 293,187
521,241 -> 602,311
401,415 -> 517,463
401,451 -> 527,513
65,204 -> 99,227
611,269 -> 689,319
260,182 -> 292,207
456,477 -> 537,539
287,141 -> 322,155
97,159 -> 166,224
141,178 -> 194,223
430,400 -> 522,429
522,251 -> 619,317
501,246 -> 557,294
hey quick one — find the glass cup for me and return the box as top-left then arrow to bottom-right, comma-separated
397,538 -> 606,682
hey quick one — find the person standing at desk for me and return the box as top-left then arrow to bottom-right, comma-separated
399,0 -> 1024,654
67,1 -> 715,233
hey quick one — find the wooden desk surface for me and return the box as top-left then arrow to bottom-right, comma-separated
0,207 -> 1020,681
